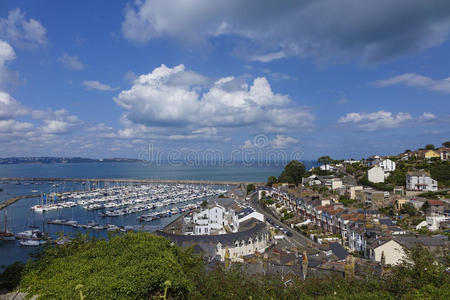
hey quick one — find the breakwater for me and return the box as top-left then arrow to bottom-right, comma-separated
0,194 -> 36,210
0,177 -> 262,186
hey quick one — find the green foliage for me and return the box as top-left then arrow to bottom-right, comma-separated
425,144 -> 435,150
384,245 -> 450,297
317,155 -> 333,165
278,175 -> 295,184
0,261 -> 25,291
429,161 -> 450,187
400,203 -> 417,216
201,200 -> 208,208
418,190 -> 449,199
20,233 -> 200,299
338,196 -> 355,207
12,232 -> 449,299
422,200 -> 430,212
443,141 -> 450,148
278,160 -> 306,185
266,176 -> 277,187
246,184 -> 255,195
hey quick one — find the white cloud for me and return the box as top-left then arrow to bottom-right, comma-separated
122,0 -> 450,63
33,109 -> 83,135
114,64 -> 314,135
58,53 -> 86,70
82,80 -> 118,91
374,73 -> 450,93
0,119 -> 33,133
338,111 -> 416,131
271,135 -> 298,148
419,112 -> 438,120
0,91 -> 29,120
249,51 -> 286,63
0,8 -> 47,49
0,40 -> 17,89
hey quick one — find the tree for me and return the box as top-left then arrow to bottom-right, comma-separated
266,176 -> 277,187
422,200 -> 430,212
404,149 -> 411,153
443,141 -> 450,148
19,233 -> 201,299
400,203 -> 417,216
425,144 -> 435,150
317,155 -> 333,165
246,183 -> 255,194
278,160 -> 305,185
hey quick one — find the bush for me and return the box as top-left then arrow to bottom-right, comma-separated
0,262 -> 25,291
12,232 -> 450,299
20,233 -> 200,299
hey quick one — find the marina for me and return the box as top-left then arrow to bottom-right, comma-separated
0,179 -> 231,265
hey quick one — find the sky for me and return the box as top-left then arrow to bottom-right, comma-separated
0,0 -> 449,161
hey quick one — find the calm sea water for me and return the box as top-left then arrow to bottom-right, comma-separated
0,161 -> 316,267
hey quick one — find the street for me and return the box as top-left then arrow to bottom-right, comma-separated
249,193 -> 319,252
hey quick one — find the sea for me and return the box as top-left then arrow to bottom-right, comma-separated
0,161 -> 317,268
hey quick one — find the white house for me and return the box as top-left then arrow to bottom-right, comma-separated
416,214 -> 449,231
377,159 -> 396,172
319,164 -> 334,171
236,207 -> 264,224
406,171 -> 438,191
368,166 -> 385,183
369,239 -> 406,266
188,204 -> 239,235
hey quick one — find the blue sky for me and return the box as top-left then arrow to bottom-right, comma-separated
0,0 -> 449,160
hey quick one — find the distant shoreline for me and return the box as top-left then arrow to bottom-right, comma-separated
0,177 -> 261,185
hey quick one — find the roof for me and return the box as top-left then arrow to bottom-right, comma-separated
393,235 -> 449,249
156,219 -> 267,248
237,207 -> 255,220
378,218 -> 395,226
407,170 -> 429,177
329,243 -> 348,260
427,200 -> 444,206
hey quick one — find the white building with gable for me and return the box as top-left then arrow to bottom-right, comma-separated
368,166 -> 385,183
377,159 -> 396,172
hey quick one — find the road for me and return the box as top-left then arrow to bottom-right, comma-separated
249,193 -> 319,252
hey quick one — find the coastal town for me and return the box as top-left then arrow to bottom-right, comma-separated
1,142 -> 449,278
147,142 -> 449,280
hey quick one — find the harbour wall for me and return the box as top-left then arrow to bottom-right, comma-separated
0,177 -> 263,186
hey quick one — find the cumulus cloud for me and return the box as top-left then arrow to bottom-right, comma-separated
82,80 -> 119,91
271,135 -> 298,148
0,119 -> 33,133
338,111 -> 422,130
114,64 -> 314,136
58,53 -> 86,70
374,73 -> 450,93
0,8 -> 47,49
0,39 -> 18,89
0,92 -> 29,120
33,109 -> 83,134
122,0 -> 450,63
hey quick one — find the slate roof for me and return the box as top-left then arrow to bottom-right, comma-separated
393,235 -> 449,249
237,207 -> 255,220
156,219 -> 267,248
329,243 -> 348,260
379,218 -> 395,226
